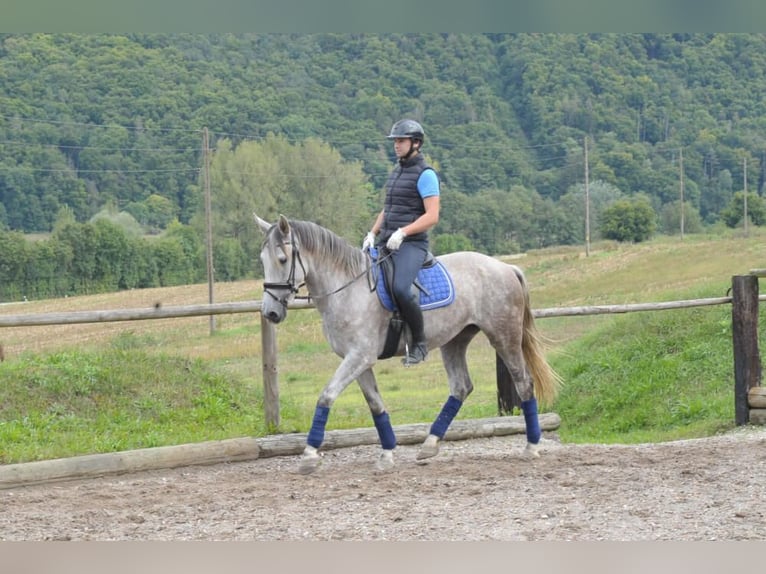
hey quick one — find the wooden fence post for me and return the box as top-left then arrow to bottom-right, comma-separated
731,275 -> 761,425
261,314 -> 280,429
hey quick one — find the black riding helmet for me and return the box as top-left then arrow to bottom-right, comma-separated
387,119 -> 425,144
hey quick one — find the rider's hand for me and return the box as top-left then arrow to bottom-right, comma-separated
362,231 -> 376,251
386,228 -> 407,251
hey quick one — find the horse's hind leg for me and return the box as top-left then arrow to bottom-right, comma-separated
357,368 -> 396,472
493,341 -> 542,458
417,326 -> 478,461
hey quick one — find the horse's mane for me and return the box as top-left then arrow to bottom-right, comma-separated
288,219 -> 367,277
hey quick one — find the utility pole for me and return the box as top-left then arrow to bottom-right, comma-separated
679,148 -> 685,240
203,127 -> 216,335
744,157 -> 749,237
584,136 -> 590,257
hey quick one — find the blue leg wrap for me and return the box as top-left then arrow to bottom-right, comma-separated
307,405 -> 330,448
373,411 -> 397,450
429,396 -> 463,439
522,398 -> 541,444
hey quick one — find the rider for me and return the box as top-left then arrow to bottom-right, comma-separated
363,119 -> 441,366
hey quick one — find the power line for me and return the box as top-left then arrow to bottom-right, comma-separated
0,113 -> 202,135
0,114 -> 591,181
0,139 -> 200,154
2,113 -> 577,156
0,166 -> 200,174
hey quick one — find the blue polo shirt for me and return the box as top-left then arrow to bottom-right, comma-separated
417,169 -> 440,199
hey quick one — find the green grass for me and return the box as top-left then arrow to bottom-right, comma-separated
551,302 -> 752,443
1,229 -> 765,463
0,349 -> 268,462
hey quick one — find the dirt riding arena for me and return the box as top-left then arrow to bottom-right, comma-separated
2,427 -> 765,541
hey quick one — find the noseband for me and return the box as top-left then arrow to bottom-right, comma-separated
263,231 -> 307,307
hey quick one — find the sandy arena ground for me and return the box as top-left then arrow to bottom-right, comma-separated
2,426 -> 765,541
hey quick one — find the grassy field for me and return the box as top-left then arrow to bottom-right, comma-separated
1,229 -> 764,463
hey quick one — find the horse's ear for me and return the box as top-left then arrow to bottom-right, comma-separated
278,214 -> 290,235
253,213 -> 272,234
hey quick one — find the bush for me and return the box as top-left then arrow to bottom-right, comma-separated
600,196 -> 657,242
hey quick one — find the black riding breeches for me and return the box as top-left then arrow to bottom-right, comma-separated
389,240 -> 428,342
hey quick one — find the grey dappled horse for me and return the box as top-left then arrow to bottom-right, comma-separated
255,214 -> 561,474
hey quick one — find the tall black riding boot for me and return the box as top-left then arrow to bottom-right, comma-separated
397,292 -> 428,366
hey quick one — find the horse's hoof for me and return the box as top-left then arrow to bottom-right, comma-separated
298,455 -> 321,474
416,434 -> 440,461
297,446 -> 322,474
375,450 -> 395,472
523,442 -> 541,459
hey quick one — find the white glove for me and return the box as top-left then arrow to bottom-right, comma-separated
362,231 -> 376,251
386,228 -> 407,251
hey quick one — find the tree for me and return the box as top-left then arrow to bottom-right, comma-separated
659,201 -> 703,235
92,218 -> 137,291
163,221 -> 205,283
558,180 -> 625,242
151,235 -> 196,286
600,196 -> 657,242
90,206 -> 144,237
0,230 -> 28,300
700,168 -> 733,223
6,33 -> 766,255
720,191 -> 766,228
198,135 -> 371,270
53,222 -> 101,293
213,237 -> 248,281
25,239 -> 69,298
431,233 -> 473,255
144,194 -> 178,231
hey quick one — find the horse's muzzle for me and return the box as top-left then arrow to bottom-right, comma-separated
263,308 -> 285,324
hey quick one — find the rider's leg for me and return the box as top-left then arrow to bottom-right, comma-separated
391,241 -> 428,365
397,291 -> 427,364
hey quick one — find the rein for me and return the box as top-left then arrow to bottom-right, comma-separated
264,231 -> 392,304
306,249 -> 392,301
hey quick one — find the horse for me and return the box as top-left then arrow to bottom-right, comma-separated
254,213 -> 561,474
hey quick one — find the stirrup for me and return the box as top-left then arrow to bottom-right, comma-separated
402,342 -> 428,366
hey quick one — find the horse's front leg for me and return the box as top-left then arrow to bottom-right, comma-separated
299,353 -> 375,475
356,368 -> 396,472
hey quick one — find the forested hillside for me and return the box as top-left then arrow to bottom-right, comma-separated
1,33 -> 765,299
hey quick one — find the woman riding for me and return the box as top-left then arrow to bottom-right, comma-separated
363,119 -> 441,366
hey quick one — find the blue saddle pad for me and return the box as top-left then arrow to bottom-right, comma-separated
370,247 -> 455,312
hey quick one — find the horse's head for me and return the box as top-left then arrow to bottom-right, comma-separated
254,213 -> 307,324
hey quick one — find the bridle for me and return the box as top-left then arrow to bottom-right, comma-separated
262,229 -> 392,306
262,230 -> 307,308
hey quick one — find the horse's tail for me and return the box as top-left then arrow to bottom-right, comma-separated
513,265 -> 563,407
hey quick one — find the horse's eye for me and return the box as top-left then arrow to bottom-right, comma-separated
277,251 -> 288,264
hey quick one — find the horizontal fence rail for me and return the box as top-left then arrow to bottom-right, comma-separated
1,295 -> 762,328
0,299 -> 315,327
1,287 -> 763,427
533,296 -> 751,318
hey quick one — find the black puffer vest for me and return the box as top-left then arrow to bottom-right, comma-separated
380,154 -> 433,243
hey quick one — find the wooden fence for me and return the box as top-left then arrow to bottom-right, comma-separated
0,274 -> 763,427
